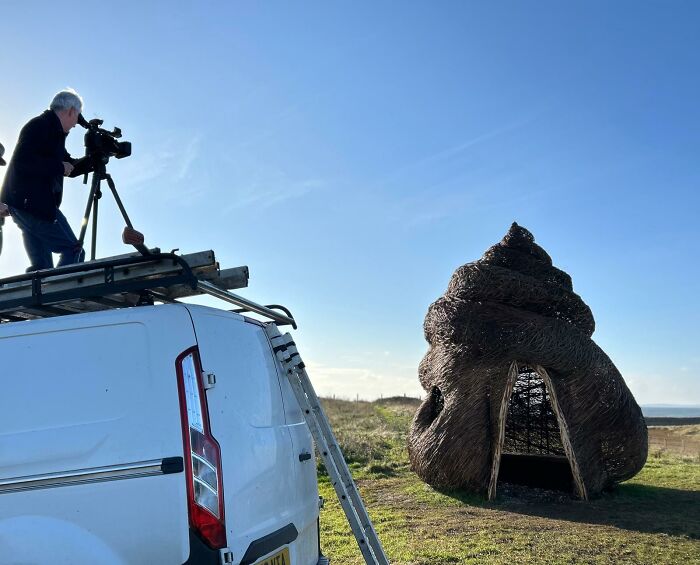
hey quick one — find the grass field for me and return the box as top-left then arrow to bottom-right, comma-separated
317,397 -> 700,565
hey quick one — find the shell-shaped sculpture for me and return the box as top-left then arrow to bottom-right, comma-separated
408,223 -> 647,499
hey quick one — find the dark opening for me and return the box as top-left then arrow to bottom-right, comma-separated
498,365 -> 575,492
428,386 -> 444,421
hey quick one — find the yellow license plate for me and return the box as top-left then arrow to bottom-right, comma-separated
255,547 -> 290,565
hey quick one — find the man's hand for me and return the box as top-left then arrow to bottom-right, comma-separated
63,161 -> 74,176
0,203 -> 9,217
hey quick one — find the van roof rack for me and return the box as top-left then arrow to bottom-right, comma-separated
0,249 -> 296,328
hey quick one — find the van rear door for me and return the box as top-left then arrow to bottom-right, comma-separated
186,305 -> 320,565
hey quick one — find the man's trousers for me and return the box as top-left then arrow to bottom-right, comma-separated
10,207 -> 85,272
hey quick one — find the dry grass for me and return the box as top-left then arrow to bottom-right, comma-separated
317,397 -> 700,565
648,425 -> 700,458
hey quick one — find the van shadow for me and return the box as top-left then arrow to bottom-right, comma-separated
438,482 -> 700,539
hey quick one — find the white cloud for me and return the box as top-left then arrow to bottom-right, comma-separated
222,177 -> 325,213
625,371 -> 700,405
115,132 -> 203,192
304,360 -> 423,401
369,116 -> 535,191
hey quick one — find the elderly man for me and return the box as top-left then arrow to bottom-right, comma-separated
0,143 -> 7,252
0,89 -> 86,271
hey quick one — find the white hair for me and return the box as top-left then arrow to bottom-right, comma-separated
49,88 -> 83,113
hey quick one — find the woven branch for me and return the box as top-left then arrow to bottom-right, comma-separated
408,223 -> 648,498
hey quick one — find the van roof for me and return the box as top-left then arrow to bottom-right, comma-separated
0,303 -> 248,338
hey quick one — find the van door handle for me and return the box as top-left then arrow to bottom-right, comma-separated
298,452 -> 312,462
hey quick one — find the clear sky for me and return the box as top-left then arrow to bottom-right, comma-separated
0,1 -> 698,404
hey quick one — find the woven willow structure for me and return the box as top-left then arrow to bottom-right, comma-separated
408,223 -> 647,499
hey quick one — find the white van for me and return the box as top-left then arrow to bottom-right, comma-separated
0,301 -> 325,565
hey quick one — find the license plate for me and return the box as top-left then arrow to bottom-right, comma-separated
255,547 -> 290,565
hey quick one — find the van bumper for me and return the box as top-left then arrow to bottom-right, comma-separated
183,525 -> 329,565
182,529 -> 222,565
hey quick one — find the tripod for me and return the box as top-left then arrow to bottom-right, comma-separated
77,159 -> 148,260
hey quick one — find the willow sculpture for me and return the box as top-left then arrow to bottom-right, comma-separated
408,223 -> 647,499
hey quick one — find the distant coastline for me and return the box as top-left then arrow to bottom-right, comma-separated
642,405 -> 700,418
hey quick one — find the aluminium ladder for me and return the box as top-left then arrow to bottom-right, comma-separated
263,324 -> 389,565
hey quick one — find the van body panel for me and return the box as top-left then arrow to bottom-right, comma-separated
0,306 -> 196,564
1,322 -> 162,477
0,474 -> 190,564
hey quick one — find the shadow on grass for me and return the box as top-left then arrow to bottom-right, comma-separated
438,482 -> 700,539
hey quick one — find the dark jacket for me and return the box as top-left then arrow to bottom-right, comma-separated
0,110 -> 75,222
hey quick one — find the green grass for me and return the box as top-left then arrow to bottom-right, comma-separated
317,398 -> 700,565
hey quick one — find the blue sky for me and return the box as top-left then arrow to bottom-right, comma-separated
0,1 -> 698,403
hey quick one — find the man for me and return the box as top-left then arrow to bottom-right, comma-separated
0,143 -> 7,253
0,89 -> 85,271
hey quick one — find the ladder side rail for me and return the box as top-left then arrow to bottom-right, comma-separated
0,252 -> 199,306
44,273 -> 195,304
0,273 -> 195,314
283,366 -> 361,507
282,365 -> 382,565
0,251 -> 192,288
293,360 -> 372,510
293,364 -> 388,564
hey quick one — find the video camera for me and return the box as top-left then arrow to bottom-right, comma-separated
78,114 -> 131,161
70,115 -> 131,179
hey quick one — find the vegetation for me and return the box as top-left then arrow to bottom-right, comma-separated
318,397 -> 700,564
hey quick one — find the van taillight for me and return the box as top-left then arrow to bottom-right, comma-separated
176,348 -> 227,549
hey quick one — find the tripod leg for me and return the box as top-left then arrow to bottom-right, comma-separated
105,174 -> 150,256
105,174 -> 134,228
78,172 -> 101,247
91,197 -> 99,261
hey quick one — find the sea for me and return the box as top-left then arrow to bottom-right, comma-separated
642,405 -> 700,418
